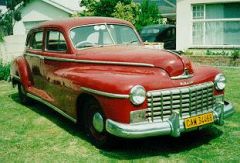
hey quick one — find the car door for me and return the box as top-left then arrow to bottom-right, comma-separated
41,29 -> 78,116
25,30 -> 46,91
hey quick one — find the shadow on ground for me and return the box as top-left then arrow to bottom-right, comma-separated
10,92 -> 223,160
9,92 -> 87,141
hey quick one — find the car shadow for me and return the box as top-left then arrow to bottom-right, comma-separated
9,92 -> 88,141
10,92 -> 223,160
101,127 -> 223,160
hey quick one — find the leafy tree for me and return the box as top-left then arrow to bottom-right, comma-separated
95,0 -> 131,17
0,13 -> 13,35
80,0 -> 132,16
0,32 -> 3,42
80,0 -> 161,31
0,0 -> 31,37
112,1 -> 140,25
79,0 -> 96,16
135,0 -> 161,31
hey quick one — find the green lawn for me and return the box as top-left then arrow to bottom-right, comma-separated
0,67 -> 239,162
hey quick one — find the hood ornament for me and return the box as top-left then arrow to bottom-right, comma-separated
183,68 -> 189,75
171,68 -> 193,80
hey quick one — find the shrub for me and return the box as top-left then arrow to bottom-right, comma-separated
205,49 -> 229,56
231,50 -> 240,61
0,32 -> 4,42
0,60 -> 11,81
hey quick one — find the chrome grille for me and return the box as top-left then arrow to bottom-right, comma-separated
146,82 -> 214,122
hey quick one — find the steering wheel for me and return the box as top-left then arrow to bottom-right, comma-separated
75,41 -> 96,48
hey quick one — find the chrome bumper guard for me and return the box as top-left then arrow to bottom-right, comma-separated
106,101 -> 234,138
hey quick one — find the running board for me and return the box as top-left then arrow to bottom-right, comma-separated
26,93 -> 77,123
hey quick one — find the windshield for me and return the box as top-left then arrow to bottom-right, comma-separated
70,24 -> 140,49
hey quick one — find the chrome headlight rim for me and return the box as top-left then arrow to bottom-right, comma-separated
129,85 -> 146,105
214,73 -> 226,90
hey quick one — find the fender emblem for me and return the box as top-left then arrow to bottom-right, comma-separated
180,81 -> 194,86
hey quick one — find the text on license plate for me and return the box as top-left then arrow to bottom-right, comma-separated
184,112 -> 214,129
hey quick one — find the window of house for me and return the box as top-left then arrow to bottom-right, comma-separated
46,31 -> 67,51
192,3 -> 240,46
29,31 -> 43,50
193,5 -> 204,19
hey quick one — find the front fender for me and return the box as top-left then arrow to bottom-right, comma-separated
51,66 -> 169,123
11,56 -> 32,88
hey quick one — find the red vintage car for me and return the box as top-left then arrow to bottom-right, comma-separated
11,17 -> 234,148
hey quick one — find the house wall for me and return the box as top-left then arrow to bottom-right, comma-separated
13,0 -> 70,35
0,0 -> 72,64
176,0 -> 240,51
0,35 -> 26,64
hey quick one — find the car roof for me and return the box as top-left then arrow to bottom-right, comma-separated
33,17 -> 134,31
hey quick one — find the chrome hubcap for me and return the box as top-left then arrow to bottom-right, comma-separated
92,112 -> 104,133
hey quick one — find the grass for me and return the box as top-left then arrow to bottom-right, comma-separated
0,67 -> 239,162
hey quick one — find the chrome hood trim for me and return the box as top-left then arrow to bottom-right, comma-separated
25,52 -> 154,67
81,87 -> 129,98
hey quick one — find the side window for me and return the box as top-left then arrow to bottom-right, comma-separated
46,31 -> 67,51
30,31 -> 43,50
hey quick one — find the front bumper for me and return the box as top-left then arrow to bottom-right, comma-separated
106,101 -> 235,138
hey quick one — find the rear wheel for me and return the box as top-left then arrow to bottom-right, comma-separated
83,98 -> 113,148
17,83 -> 30,104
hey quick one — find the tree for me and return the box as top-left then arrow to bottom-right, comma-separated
0,0 -> 31,36
80,0 -> 132,17
135,0 -> 161,31
80,0 -> 161,31
112,1 -> 140,25
79,0 -> 96,16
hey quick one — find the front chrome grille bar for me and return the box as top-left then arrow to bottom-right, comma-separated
146,82 -> 214,122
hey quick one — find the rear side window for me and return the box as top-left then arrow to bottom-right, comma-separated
46,31 -> 67,51
29,31 -> 43,50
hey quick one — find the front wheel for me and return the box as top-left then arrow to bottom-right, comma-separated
83,98 -> 113,148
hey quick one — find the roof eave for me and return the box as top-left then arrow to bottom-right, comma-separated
41,0 -> 74,14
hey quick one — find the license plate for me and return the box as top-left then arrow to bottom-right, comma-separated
184,112 -> 214,129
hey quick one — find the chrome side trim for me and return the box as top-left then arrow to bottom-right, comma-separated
26,93 -> 77,123
24,52 -> 154,67
24,53 -> 44,59
81,87 -> 129,99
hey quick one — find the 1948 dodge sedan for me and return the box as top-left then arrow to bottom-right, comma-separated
11,17 -> 234,148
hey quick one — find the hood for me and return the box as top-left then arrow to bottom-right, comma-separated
76,45 -> 190,77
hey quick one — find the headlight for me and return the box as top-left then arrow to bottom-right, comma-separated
130,85 -> 146,105
214,74 -> 226,90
